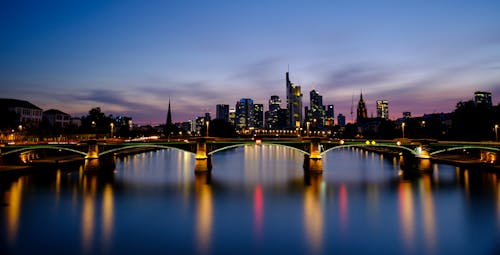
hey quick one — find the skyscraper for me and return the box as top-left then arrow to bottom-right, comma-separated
309,89 -> 326,127
326,104 -> 335,126
376,100 -> 389,119
286,72 -> 303,128
474,91 -> 492,107
216,104 -> 230,122
357,92 -> 368,123
337,113 -> 346,127
265,95 -> 281,129
253,104 -> 264,128
236,98 -> 254,129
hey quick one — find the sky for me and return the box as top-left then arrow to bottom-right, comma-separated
1,0 -> 500,124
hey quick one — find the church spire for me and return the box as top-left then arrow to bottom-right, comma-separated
166,98 -> 172,126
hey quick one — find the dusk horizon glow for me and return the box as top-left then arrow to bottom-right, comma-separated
1,1 -> 500,125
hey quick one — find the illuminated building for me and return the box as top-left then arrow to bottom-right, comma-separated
265,95 -> 281,129
376,100 -> 389,120
229,108 -> 236,126
43,109 -> 71,128
286,72 -> 303,128
236,98 -> 254,129
325,105 -> 334,126
253,104 -> 264,128
474,91 -> 492,107
308,89 -> 326,128
216,104 -> 230,122
356,92 -> 368,123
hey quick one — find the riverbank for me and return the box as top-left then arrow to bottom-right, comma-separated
357,145 -> 499,171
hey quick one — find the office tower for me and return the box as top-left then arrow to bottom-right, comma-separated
356,92 -> 368,123
229,108 -> 236,125
216,104 -> 230,122
286,72 -> 303,128
337,113 -> 346,127
474,91 -> 492,107
236,98 -> 254,129
376,100 -> 389,120
326,104 -> 335,126
253,104 -> 264,128
265,95 -> 281,129
309,89 -> 326,127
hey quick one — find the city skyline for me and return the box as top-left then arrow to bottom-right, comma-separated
1,1 -> 500,124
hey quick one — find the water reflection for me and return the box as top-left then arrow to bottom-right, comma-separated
419,175 -> 436,254
194,173 -> 213,254
6,178 -> 23,245
398,182 -> 415,251
303,174 -> 324,254
254,184 -> 264,241
1,148 -> 500,254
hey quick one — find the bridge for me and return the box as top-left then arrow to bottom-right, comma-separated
1,138 -> 499,173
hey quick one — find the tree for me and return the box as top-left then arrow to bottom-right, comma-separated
208,119 -> 236,138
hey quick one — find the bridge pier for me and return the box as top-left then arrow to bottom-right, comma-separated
304,138 -> 322,173
86,140 -> 99,159
400,155 -> 432,172
194,138 -> 212,173
480,150 -> 498,164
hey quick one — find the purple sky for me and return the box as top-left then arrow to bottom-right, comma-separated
1,1 -> 499,124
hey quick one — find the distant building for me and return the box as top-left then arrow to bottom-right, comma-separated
253,104 -> 264,128
356,92 -> 368,123
474,91 -> 492,107
70,117 -> 81,127
376,100 -> 389,120
216,104 -> 230,122
43,109 -> 71,127
403,112 -> 411,119
229,108 -> 236,126
0,98 -> 43,127
325,105 -> 334,126
286,72 -> 302,128
204,112 -> 211,122
337,113 -> 346,127
236,98 -> 254,129
265,95 -> 281,129
308,89 -> 326,128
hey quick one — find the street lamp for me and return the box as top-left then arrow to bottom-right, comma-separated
110,123 -> 114,138
495,124 -> 499,142
206,121 -> 209,137
402,122 -> 406,138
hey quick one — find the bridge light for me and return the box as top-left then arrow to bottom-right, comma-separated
371,141 -> 376,145
396,141 -> 401,146
255,139 -> 262,145
365,140 -> 370,145
339,139 -> 344,145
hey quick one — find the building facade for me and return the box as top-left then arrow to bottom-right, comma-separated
216,104 -> 230,122
253,104 -> 264,128
474,91 -> 492,107
236,98 -> 254,129
265,95 -> 281,129
286,72 -> 302,128
0,98 -> 43,128
376,100 -> 389,120
43,109 -> 71,127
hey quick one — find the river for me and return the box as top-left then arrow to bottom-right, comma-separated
1,145 -> 499,254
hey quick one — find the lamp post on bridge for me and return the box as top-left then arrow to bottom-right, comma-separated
495,124 -> 498,142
